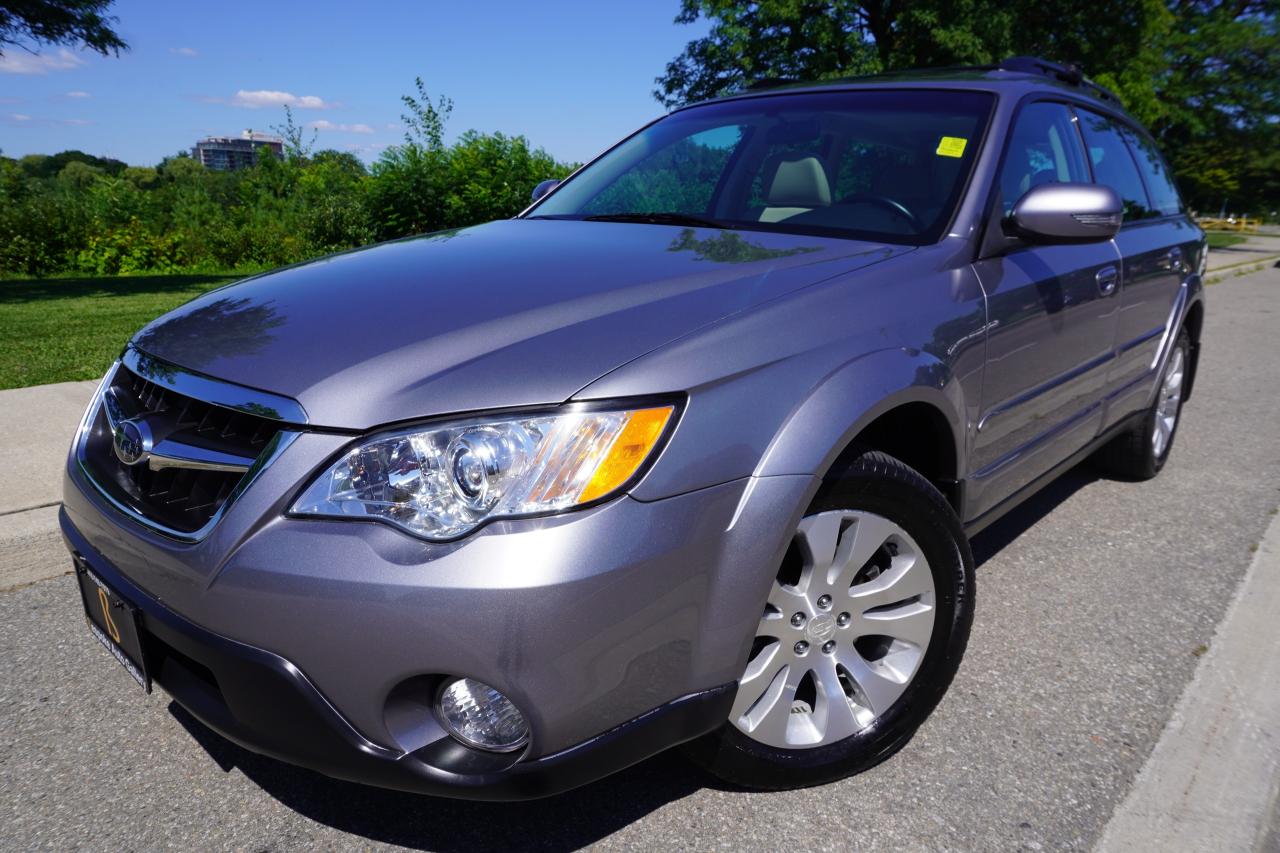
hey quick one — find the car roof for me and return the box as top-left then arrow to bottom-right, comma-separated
682,59 -> 1134,125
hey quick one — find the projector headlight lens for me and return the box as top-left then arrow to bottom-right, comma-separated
291,404 -> 674,540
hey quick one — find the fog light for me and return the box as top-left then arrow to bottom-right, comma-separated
437,678 -> 530,752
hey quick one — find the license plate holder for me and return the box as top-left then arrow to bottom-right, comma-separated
75,559 -> 151,693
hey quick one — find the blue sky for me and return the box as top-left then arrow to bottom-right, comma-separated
0,0 -> 708,166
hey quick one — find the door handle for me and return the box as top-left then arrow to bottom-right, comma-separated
1096,265 -> 1119,296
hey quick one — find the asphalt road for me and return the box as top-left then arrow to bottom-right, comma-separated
3,265 -> 1279,851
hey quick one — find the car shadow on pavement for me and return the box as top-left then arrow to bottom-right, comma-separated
169,702 -> 715,851
969,463 -> 1100,568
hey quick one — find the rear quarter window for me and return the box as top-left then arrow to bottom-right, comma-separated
1075,109 -> 1155,221
1122,130 -> 1184,216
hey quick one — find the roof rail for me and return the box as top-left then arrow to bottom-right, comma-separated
863,64 -> 1000,78
744,77 -> 800,92
997,55 -> 1121,104
999,56 -> 1083,84
736,56 -> 1122,105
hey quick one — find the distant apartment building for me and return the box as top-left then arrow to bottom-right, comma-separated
192,130 -> 284,170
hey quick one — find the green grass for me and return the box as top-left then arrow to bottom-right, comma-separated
0,274 -> 242,389
1206,231 -> 1249,250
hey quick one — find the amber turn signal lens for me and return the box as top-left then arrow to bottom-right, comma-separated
577,406 -> 674,503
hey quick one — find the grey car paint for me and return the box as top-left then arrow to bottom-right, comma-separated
130,220 -> 910,431
63,73 -> 1204,773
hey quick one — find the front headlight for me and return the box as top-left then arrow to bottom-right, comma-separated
291,403 -> 675,540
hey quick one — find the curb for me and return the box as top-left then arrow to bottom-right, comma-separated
1095,509 -> 1280,852
1205,254 -> 1280,284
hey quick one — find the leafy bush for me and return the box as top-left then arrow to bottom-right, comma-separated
0,80 -> 576,278
75,219 -> 185,275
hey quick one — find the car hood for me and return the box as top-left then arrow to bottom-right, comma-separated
132,219 -> 911,429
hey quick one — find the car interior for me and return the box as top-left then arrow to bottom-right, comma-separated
535,91 -> 994,244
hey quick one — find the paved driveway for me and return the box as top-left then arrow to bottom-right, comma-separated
2,266 -> 1278,851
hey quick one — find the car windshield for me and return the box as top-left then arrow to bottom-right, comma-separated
526,89 -> 995,245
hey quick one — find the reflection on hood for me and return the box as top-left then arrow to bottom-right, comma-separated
134,296 -> 284,372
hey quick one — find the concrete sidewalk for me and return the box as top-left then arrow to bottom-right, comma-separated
1097,510 -> 1280,852
0,379 -> 96,590
0,379 -> 97,516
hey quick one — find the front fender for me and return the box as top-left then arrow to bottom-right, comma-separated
754,347 -> 966,481
577,247 -> 986,502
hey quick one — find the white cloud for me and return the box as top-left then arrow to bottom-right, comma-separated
345,142 -> 388,157
229,89 -> 333,109
170,47 -> 198,57
309,119 -> 374,134
65,90 -> 91,98
0,48 -> 85,75
4,112 -> 90,126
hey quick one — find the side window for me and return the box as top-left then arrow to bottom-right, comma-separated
581,125 -> 743,216
997,102 -> 1090,216
1122,129 -> 1183,216
1075,109 -> 1155,221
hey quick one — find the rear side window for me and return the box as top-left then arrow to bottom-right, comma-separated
997,102 -> 1090,215
1075,109 -> 1154,221
1122,130 -> 1183,216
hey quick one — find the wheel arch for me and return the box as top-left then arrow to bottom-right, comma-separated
1182,296 -> 1205,403
827,402 -> 961,510
754,348 -> 967,514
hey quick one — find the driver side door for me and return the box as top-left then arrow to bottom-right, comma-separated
967,101 -> 1122,521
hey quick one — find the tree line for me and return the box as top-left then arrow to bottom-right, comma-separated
654,0 -> 1280,217
2,0 -> 1276,280
0,79 -> 575,277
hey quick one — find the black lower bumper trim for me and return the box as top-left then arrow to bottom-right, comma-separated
61,509 -> 734,801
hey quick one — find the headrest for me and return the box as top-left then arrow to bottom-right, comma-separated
764,155 -> 831,208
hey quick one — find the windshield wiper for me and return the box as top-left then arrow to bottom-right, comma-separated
582,212 -> 729,229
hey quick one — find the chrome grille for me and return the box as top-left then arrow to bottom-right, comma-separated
80,359 -> 285,535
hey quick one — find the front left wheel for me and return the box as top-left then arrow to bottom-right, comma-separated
686,449 -> 974,790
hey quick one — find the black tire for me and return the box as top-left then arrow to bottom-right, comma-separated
1094,330 -> 1190,481
685,448 -> 975,790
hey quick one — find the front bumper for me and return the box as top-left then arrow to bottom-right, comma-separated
64,516 -> 731,800
62,430 -> 817,798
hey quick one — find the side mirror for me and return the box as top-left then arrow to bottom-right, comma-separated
531,179 -> 560,203
1007,183 -> 1122,244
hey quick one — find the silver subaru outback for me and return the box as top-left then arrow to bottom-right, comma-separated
63,57 -> 1205,799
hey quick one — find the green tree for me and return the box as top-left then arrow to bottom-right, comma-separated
0,0 -> 127,56
654,0 -> 1167,106
1,81 -> 575,277
399,75 -> 453,150
656,0 -> 1280,214
56,159 -> 102,189
442,130 -> 571,226
271,105 -> 317,163
367,78 -> 455,239
654,1 -> 879,107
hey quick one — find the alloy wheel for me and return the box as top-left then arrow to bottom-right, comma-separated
1152,346 -> 1185,459
731,510 -> 936,749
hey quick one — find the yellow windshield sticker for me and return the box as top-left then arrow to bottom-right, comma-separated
936,136 -> 968,158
